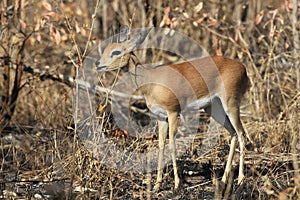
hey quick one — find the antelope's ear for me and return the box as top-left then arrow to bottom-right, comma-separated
132,27 -> 153,47
118,25 -> 130,42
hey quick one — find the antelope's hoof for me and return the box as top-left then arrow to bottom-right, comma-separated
174,180 -> 181,191
153,182 -> 161,192
237,174 -> 245,185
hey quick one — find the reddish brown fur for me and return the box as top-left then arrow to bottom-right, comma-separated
133,56 -> 249,113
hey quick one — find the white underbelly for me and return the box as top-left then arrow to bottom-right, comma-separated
183,96 -> 213,112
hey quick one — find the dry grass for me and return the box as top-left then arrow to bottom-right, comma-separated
0,0 -> 299,199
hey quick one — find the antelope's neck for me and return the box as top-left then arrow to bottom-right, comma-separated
127,53 -> 151,90
128,53 -> 146,76
127,53 -> 139,73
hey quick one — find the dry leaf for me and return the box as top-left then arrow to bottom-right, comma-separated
98,105 -> 105,112
285,42 -> 289,49
196,17 -> 204,24
19,19 -> 26,30
35,20 -> 40,31
111,129 -> 128,138
36,32 -> 41,42
164,16 -> 171,25
193,21 -> 198,27
171,21 -> 177,29
80,27 -> 87,36
255,10 -> 265,25
49,23 -> 53,36
53,29 -> 61,45
194,2 -> 203,13
44,11 -> 58,18
75,21 -> 80,33
164,7 -> 170,15
63,93 -> 67,101
286,0 -> 293,11
159,19 -> 165,27
207,17 -> 217,27
42,0 -> 52,11
257,35 -> 265,43
183,12 -> 189,18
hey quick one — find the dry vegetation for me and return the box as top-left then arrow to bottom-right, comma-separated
0,0 -> 299,199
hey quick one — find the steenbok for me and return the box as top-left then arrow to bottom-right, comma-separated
96,26 -> 249,191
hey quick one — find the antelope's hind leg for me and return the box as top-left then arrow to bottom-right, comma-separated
220,97 -> 246,185
224,107 -> 246,184
204,98 -> 238,185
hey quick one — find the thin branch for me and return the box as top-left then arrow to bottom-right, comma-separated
20,65 -> 144,101
82,0 -> 101,58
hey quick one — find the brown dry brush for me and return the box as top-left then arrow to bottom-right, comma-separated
0,0 -> 299,199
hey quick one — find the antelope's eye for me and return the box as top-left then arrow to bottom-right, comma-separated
111,50 -> 121,57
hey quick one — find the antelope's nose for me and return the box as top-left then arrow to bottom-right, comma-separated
95,60 -> 107,72
95,60 -> 100,66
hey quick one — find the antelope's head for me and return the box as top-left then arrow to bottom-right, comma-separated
96,25 -> 151,72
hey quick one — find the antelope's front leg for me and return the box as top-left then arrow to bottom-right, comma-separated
168,111 -> 180,190
154,120 -> 168,191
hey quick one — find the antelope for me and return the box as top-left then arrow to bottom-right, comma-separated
95,26 -> 249,191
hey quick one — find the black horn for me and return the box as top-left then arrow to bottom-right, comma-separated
110,25 -> 114,43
